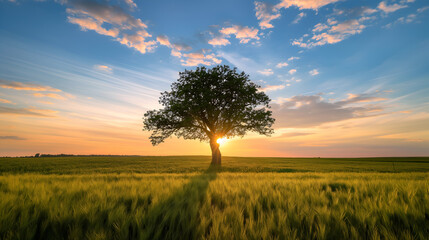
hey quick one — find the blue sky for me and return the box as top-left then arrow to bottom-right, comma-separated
0,0 -> 428,157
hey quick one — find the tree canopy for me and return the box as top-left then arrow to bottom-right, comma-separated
143,65 -> 275,165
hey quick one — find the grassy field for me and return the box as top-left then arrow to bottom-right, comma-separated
0,156 -> 428,239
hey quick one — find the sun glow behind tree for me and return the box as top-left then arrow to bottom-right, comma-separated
216,137 -> 228,145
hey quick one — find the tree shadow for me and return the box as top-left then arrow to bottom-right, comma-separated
141,166 -> 218,240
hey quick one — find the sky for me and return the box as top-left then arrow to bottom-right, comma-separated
0,0 -> 428,157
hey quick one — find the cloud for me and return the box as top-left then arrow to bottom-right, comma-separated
280,132 -> 313,137
156,35 -> 171,47
276,62 -> 288,68
288,69 -> 297,74
157,35 -> 191,53
68,1 -> 146,29
94,64 -> 113,73
67,15 -> 120,37
293,12 -> 306,24
288,56 -> 300,61
385,6 -> 429,28
117,31 -> 157,54
378,1 -> 407,13
67,0 -> 157,54
208,36 -> 230,46
38,101 -> 54,105
292,5 -> 380,48
417,6 -> 429,13
33,93 -> 66,100
180,52 -> 222,67
258,69 -> 274,76
0,136 -> 26,140
272,93 -> 386,128
124,0 -> 137,9
339,93 -> 387,104
255,0 -> 340,29
309,69 -> 319,76
259,84 -> 285,92
156,35 -> 212,66
0,79 -> 61,92
293,19 -> 367,48
276,0 -> 341,10
0,98 -> 13,104
255,2 -> 282,29
208,25 -> 260,46
0,106 -> 57,117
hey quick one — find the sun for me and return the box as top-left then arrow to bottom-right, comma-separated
216,137 -> 227,145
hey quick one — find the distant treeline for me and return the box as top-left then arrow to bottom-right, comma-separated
1,154 -> 142,158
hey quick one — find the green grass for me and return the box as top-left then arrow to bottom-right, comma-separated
1,156 -> 428,174
0,156 -> 428,239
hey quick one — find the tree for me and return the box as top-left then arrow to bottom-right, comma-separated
143,65 -> 275,166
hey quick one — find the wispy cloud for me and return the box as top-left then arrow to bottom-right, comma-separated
0,79 -> 61,92
94,64 -> 113,73
309,69 -> 319,76
293,12 -> 306,24
339,93 -> 387,104
288,56 -> 300,61
288,69 -> 297,75
258,68 -> 274,76
385,6 -> 429,28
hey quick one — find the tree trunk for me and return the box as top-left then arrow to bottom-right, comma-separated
210,138 -> 221,166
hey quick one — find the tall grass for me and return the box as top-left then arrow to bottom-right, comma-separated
1,172 -> 428,239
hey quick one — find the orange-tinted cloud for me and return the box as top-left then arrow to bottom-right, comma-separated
181,52 -> 222,67
378,1 -> 407,13
0,98 -> 13,104
208,36 -> 230,46
94,64 -> 113,73
67,16 -> 120,37
0,79 -> 61,92
67,1 -> 157,54
33,93 -> 66,100
208,25 -> 259,46
255,0 -> 340,29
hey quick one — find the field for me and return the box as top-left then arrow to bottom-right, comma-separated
0,156 -> 428,239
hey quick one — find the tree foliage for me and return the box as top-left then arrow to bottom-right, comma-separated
143,65 -> 275,147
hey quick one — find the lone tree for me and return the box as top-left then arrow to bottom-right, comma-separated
143,65 -> 275,166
